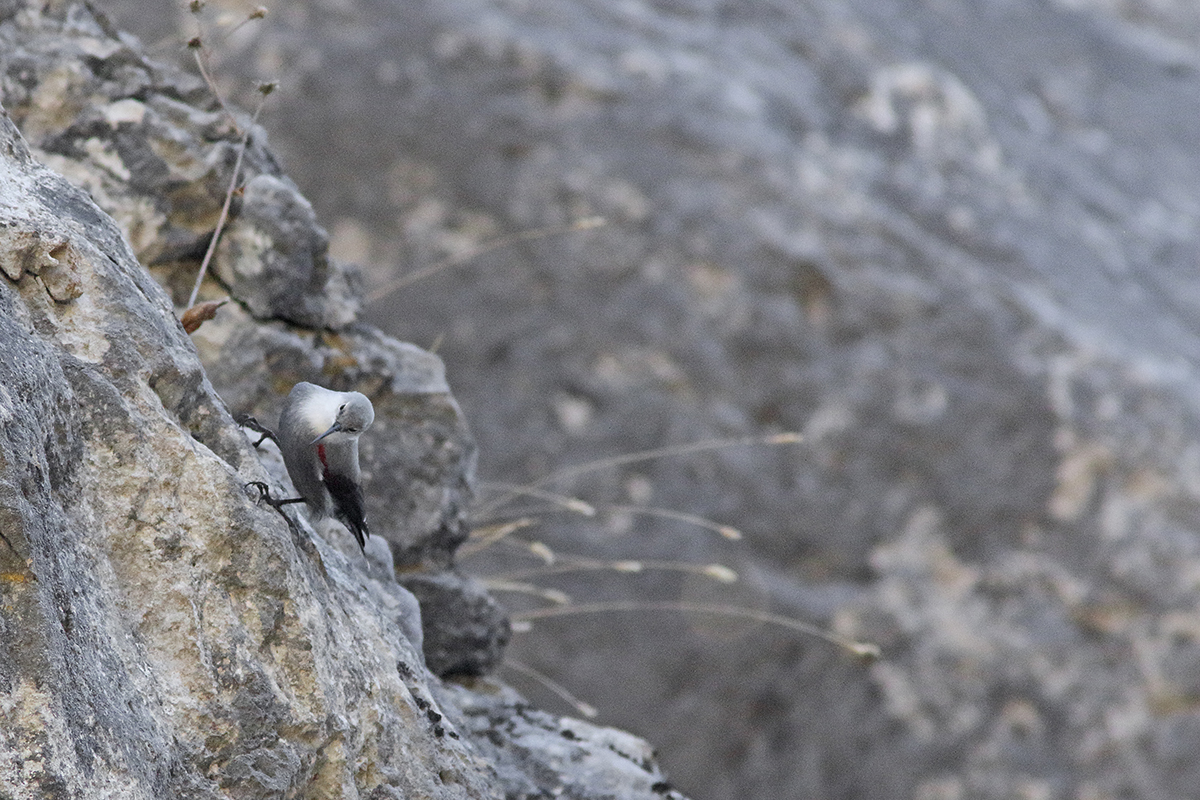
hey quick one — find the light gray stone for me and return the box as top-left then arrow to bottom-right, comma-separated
0,105 -> 482,799
90,0 -> 1200,798
0,4 -> 691,798
0,0 -> 497,669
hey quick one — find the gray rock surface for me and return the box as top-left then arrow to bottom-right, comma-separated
0,104 -> 483,799
0,4 -> 691,799
90,0 -> 1200,799
404,570 -> 512,678
437,679 -> 689,800
0,0 -> 503,669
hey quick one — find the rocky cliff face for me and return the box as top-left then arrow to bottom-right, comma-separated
0,104 -> 477,798
0,3 -> 687,798
80,0 -> 1200,799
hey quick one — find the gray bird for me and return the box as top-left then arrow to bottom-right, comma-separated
277,382 -> 375,549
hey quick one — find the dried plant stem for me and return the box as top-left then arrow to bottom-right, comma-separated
503,659 -> 599,718
543,432 -> 803,486
474,432 -> 803,517
183,5 -> 274,313
367,217 -> 606,303
473,485 -> 740,541
460,517 -> 538,557
511,600 -> 881,659
492,557 -> 738,584
191,46 -> 241,133
483,579 -> 571,604
185,95 -> 266,309
603,504 -> 742,540
475,481 -> 597,517
223,7 -> 269,41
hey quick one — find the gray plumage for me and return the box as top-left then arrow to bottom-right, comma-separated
278,382 -> 375,549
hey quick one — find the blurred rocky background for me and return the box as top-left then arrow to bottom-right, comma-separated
36,0 -> 1200,798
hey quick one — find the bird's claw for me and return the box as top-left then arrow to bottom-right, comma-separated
245,480 -> 308,546
237,415 -> 279,447
246,480 -> 273,504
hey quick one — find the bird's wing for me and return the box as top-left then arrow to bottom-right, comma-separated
278,384 -> 328,513
324,468 -> 368,550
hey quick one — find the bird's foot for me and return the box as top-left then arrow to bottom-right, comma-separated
246,481 -> 305,512
236,415 -> 279,447
245,481 -> 313,550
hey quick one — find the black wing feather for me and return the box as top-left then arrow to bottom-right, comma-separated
324,470 -> 369,550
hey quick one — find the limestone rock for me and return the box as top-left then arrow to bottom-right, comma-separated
0,5 -> 690,799
0,0 -> 356,330
91,0 -> 1200,798
403,570 -> 512,678
437,680 -> 688,800
0,0 -> 501,674
0,105 -> 486,799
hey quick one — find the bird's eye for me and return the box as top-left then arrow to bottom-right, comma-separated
338,404 -> 346,412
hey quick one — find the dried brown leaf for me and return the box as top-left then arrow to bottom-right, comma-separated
180,298 -> 228,334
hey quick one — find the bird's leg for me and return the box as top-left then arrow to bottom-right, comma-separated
236,414 -> 280,447
246,481 -> 305,539
245,482 -> 320,557
246,481 -> 306,511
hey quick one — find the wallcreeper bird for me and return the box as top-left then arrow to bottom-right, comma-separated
277,381 -> 375,549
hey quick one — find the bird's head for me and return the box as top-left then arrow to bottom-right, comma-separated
311,392 -> 375,444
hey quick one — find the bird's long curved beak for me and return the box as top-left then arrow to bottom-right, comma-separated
311,422 -> 342,444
